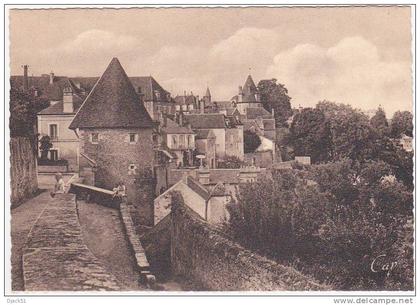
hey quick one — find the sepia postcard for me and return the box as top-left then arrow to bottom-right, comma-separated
3,3 -> 416,305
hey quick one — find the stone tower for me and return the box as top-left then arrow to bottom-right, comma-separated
70,57 -> 157,225
236,75 -> 262,114
203,86 -> 211,108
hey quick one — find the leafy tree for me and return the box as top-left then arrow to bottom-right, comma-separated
243,130 -> 261,153
226,161 -> 413,290
219,155 -> 245,168
9,88 -> 49,137
390,111 -> 413,138
39,135 -> 53,160
257,79 -> 292,127
289,108 -> 331,163
316,101 -> 375,162
370,106 -> 389,137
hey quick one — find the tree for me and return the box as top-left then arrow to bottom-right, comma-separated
226,161 -> 413,290
370,106 -> 389,137
257,79 -> 292,127
390,111 -> 413,138
316,101 -> 375,162
39,135 -> 53,160
289,108 -> 331,163
243,130 -> 261,153
9,88 -> 49,137
219,155 -> 245,168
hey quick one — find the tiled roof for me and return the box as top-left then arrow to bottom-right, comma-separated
69,58 -> 154,129
246,107 -> 273,119
173,95 -> 197,106
195,129 -> 215,140
213,101 -> 233,110
161,117 -> 194,134
186,176 -> 209,200
242,74 -> 258,103
130,76 -> 171,102
11,76 -> 169,103
204,87 -> 211,97
38,95 -> 84,115
185,113 -> 226,129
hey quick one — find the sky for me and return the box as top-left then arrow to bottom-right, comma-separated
9,6 -> 413,115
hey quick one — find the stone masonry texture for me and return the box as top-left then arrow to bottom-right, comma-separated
10,137 -> 38,206
22,193 -> 121,291
80,128 -> 155,226
170,192 -> 330,291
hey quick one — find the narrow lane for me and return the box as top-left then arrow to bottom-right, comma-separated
77,200 -> 146,291
11,191 -> 51,291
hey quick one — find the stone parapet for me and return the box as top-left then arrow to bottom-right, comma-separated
119,199 -> 155,287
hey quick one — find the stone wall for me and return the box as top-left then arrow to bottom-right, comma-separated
10,137 -> 38,206
79,128 -> 155,226
22,193 -> 120,291
170,193 -> 328,291
119,199 -> 154,284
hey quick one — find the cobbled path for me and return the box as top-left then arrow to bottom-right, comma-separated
11,191 -> 51,291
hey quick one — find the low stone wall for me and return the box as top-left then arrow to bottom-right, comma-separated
10,137 -> 38,206
120,199 -> 154,285
170,192 -> 328,291
140,214 -> 171,277
22,193 -> 121,291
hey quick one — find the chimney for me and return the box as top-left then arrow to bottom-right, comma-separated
63,86 -> 74,113
23,65 -> 29,92
238,86 -> 243,95
198,167 -> 210,185
271,108 -> 275,116
75,81 -> 81,89
49,72 -> 54,85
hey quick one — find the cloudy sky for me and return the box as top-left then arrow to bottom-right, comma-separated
9,6 -> 413,115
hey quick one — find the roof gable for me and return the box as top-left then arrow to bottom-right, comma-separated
161,117 -> 194,134
69,58 -> 154,129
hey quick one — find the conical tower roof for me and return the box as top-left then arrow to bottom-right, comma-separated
242,75 -> 258,103
70,58 -> 154,129
205,87 -> 211,97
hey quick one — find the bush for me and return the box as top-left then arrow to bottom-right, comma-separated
225,160 -> 413,290
244,130 -> 261,153
218,156 -> 245,169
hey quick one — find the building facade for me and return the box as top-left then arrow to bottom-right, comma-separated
69,57 -> 157,226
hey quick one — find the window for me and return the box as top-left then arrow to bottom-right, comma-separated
49,124 -> 58,139
172,135 -> 177,147
129,133 -> 137,143
179,135 -> 185,147
50,149 -> 58,161
128,164 -> 137,175
187,135 -> 192,147
91,133 -> 99,144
